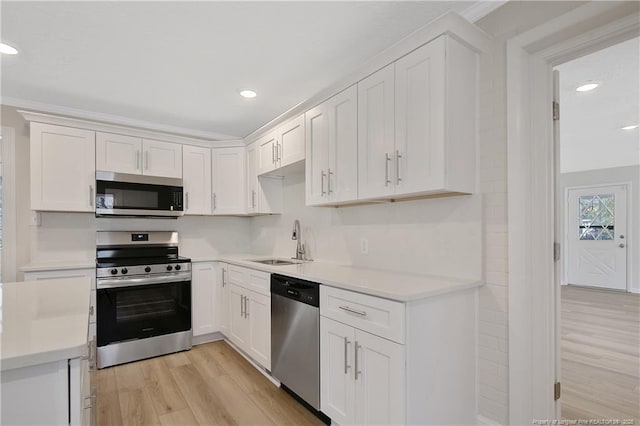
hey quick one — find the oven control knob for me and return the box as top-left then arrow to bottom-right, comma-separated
110,268 -> 118,275
166,265 -> 173,271
121,268 -> 128,274
145,266 -> 151,273
175,265 -> 181,271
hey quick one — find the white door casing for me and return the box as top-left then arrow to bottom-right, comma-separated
566,185 -> 628,290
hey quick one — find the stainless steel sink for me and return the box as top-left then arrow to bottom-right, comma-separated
249,259 -> 300,266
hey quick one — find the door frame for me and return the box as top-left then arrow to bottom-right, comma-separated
506,2 -> 639,424
563,182 -> 631,290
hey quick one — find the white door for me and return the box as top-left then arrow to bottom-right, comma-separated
246,143 -> 258,213
212,146 -> 246,215
357,64 -> 395,200
567,185 -> 627,290
257,132 -> 277,175
328,84 -> 358,203
247,291 -> 271,370
354,329 -> 405,426
30,123 -> 96,212
182,145 -> 212,215
96,132 -> 142,174
142,139 -> 183,178
191,262 -> 216,336
228,284 -> 249,348
320,317 -> 356,425
278,114 -> 305,168
305,103 -> 330,206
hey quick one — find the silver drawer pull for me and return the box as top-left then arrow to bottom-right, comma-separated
339,305 -> 367,317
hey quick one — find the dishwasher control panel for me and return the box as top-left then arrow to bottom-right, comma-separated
271,274 -> 320,307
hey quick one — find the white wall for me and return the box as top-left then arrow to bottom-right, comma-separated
1,105 -> 252,279
250,171 -> 482,279
558,166 -> 640,293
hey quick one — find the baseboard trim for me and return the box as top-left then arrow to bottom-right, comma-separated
477,414 -> 503,425
192,332 -> 224,346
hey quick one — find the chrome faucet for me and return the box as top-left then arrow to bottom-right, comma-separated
292,219 -> 306,260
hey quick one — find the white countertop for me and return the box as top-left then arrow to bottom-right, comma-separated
220,255 -> 482,302
1,277 -> 91,371
21,261 -> 95,272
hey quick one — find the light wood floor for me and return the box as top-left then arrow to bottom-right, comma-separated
96,340 -> 324,426
561,285 -> 640,422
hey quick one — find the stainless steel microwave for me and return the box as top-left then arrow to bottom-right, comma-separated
95,171 -> 183,218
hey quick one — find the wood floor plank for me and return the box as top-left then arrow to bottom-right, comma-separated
96,390 -> 123,426
207,374 -> 276,425
140,356 -> 189,416
163,351 -> 191,368
561,285 -> 640,422
114,360 -> 146,391
158,408 -> 199,426
118,388 -> 161,426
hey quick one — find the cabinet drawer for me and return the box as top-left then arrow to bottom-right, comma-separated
227,264 -> 247,285
320,286 -> 405,344
226,264 -> 271,296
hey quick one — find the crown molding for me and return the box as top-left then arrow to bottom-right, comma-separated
2,96 -> 240,142
460,1 -> 510,23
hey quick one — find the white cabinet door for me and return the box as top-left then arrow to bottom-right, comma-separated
142,139 -> 183,178
228,284 -> 249,348
30,123 -> 96,212
246,143 -> 259,214
277,114 -> 305,168
212,146 -> 246,215
328,85 -> 358,203
247,291 -> 271,370
357,64 -> 395,200
395,37 -> 446,195
192,262 -> 217,337
305,102 -> 330,206
96,132 -> 142,175
321,317 -> 356,426
354,329 -> 405,426
183,145 -> 212,215
257,132 -> 277,175
218,264 -> 230,337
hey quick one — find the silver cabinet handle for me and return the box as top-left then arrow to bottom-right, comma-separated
222,269 -> 226,287
277,143 -> 281,161
244,295 -> 249,318
344,337 -> 351,374
396,150 -> 402,184
339,305 -> 367,317
620,243 -> 626,248
145,151 -> 149,170
89,185 -> 94,207
272,144 -> 275,164
240,295 -> 245,317
354,341 -> 361,380
185,192 -> 189,211
136,150 -> 141,170
321,170 -> 327,196
328,168 -> 333,194
252,190 -> 256,208
385,153 -> 391,186
212,193 -> 217,211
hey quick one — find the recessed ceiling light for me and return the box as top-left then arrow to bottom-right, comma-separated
240,90 -> 257,99
621,124 -> 638,131
0,42 -> 19,55
575,82 -> 599,92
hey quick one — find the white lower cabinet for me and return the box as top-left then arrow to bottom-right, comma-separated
191,261 -> 218,337
218,264 -> 230,337
321,317 -> 405,426
225,265 -> 271,370
320,284 -> 477,425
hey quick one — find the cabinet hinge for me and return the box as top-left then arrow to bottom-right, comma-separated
554,382 -> 561,400
554,242 -> 560,262
553,101 -> 560,121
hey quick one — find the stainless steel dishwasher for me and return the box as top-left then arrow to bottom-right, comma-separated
271,274 -> 320,411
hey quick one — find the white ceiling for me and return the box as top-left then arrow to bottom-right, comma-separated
0,1 -> 487,140
557,36 -> 640,174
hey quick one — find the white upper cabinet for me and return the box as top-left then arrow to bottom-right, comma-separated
142,139 -> 183,178
212,146 -> 246,215
182,145 -> 212,215
96,132 -> 142,174
357,64 -> 396,200
96,133 -> 182,178
357,35 -> 477,201
30,122 -> 96,212
246,143 -> 282,215
306,85 -> 358,206
256,114 -> 305,176
277,114 -> 305,168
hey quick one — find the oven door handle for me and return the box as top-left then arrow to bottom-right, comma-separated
97,272 -> 191,289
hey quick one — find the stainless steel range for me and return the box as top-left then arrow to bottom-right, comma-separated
96,231 -> 192,369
